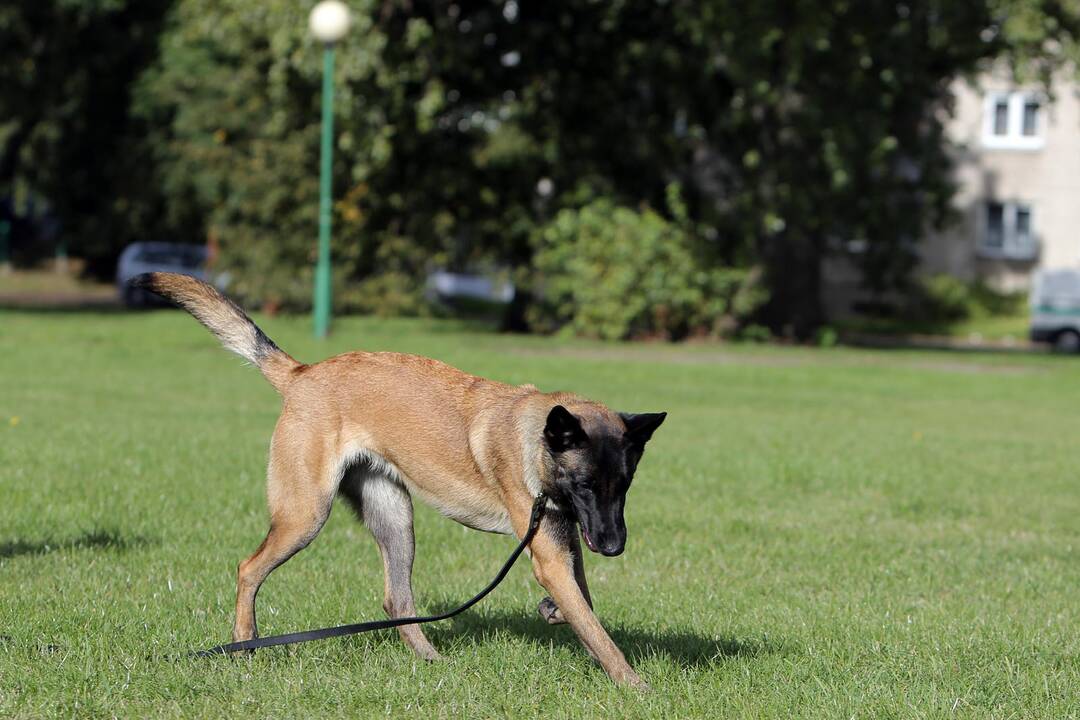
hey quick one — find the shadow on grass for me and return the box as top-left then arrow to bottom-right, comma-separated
0,528 -> 157,559
424,606 -> 774,669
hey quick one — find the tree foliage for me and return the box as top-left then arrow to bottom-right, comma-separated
0,0 -> 175,274
4,1 -> 1080,334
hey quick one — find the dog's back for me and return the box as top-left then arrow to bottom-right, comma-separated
134,272 -> 545,525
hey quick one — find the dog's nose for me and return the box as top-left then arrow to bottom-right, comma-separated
598,537 -> 624,557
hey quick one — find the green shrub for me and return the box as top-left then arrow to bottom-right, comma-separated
915,274 -> 972,322
815,325 -> 839,348
528,196 -> 764,340
336,233 -> 437,317
908,274 -> 1026,325
967,280 -> 1027,318
739,324 -> 772,343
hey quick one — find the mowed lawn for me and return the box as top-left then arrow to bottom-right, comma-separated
2,308 -> 1079,719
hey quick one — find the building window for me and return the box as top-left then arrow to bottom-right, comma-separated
985,202 -> 1005,249
979,201 -> 1037,260
1022,99 -> 1039,136
993,99 -> 1009,135
1015,206 -> 1032,244
982,92 -> 1044,149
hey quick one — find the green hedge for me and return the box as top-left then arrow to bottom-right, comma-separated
528,196 -> 764,340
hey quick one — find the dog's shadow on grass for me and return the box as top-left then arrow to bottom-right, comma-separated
0,528 -> 156,559
425,605 -> 773,669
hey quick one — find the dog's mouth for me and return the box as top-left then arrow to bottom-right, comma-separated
580,525 -> 599,553
561,498 -> 601,554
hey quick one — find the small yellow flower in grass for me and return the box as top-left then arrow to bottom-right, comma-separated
913,430 -> 923,441
9,416 -> 19,427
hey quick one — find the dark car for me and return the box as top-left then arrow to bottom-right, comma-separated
116,242 -> 209,307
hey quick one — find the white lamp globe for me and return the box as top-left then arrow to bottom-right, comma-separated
309,1 -> 351,44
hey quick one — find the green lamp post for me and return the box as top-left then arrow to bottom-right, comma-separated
309,0 -> 351,338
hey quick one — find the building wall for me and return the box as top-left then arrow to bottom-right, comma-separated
923,73 -> 1080,292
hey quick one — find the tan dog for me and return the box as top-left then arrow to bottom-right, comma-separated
134,272 -> 666,688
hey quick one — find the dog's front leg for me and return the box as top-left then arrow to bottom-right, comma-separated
538,531 -> 590,625
531,538 -> 645,688
511,505 -> 645,689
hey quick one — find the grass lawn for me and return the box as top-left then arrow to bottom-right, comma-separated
837,311 -> 1031,343
2,308 -> 1079,718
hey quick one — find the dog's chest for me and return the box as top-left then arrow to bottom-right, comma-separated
408,482 -> 514,535
451,506 -> 514,535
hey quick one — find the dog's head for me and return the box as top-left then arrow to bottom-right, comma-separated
543,405 -> 666,557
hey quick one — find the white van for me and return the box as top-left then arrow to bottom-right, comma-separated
1030,269 -> 1080,352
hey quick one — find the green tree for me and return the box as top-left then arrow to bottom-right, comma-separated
673,1 -> 1079,336
298,0 -> 1080,334
136,0 -> 554,312
0,0 -> 176,275
9,0 -> 1079,336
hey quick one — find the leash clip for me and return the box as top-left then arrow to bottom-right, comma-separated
528,492 -> 547,533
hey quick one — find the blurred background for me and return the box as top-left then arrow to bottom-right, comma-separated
3,0 -> 1080,347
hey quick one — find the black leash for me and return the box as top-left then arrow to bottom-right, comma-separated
192,493 -> 547,658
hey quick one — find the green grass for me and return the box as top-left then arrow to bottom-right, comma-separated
837,310 -> 1030,342
2,309 -> 1079,718
948,312 -> 1030,341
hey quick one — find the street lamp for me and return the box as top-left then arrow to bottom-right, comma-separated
309,0 -> 351,338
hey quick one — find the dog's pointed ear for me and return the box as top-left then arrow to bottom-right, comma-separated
544,405 -> 588,452
620,411 -> 667,446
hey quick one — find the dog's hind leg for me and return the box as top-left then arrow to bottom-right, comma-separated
341,469 -> 442,661
231,433 -> 337,644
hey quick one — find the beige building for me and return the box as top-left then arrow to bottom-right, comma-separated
923,72 -> 1080,291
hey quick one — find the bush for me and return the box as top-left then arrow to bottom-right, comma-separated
967,280 -> 1027,318
908,274 -> 1026,325
528,197 -> 764,340
815,325 -> 839,348
914,274 -> 972,322
739,324 -> 772,343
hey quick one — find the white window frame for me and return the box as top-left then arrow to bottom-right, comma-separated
978,200 -> 1038,260
981,91 -> 1045,150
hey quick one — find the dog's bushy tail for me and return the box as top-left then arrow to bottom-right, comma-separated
130,272 -> 300,392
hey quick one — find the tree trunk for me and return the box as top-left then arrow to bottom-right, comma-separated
758,230 -> 824,341
500,288 -> 532,333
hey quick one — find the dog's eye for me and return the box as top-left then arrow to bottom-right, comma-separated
558,468 -> 582,487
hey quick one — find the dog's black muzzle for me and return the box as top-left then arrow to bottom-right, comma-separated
569,497 -> 626,557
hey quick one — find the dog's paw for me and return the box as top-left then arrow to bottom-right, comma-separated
417,647 -> 444,662
537,596 -> 566,625
225,642 -> 256,658
400,632 -> 444,662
